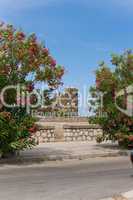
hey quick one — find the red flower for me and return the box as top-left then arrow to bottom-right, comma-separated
128,135 -> 133,142
28,125 -> 37,134
6,32 -> 13,41
51,59 -> 56,67
16,32 -> 25,40
96,78 -> 101,89
30,95 -> 37,104
26,83 -> 34,92
49,56 -> 56,67
43,48 -> 49,55
112,88 -> 115,102
127,119 -> 132,126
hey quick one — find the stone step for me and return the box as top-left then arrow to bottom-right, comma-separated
36,116 -> 88,123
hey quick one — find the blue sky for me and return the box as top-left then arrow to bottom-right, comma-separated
0,0 -> 133,115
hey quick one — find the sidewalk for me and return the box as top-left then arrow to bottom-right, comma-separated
0,141 -> 128,165
20,141 -> 128,160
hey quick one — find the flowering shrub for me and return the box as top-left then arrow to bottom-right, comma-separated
89,50 -> 133,147
0,22 -> 64,157
0,110 -> 36,157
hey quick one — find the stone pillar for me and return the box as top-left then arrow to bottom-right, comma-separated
55,124 -> 64,142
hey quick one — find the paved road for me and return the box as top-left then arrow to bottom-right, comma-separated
0,157 -> 133,200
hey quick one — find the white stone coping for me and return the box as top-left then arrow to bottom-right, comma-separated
36,125 -> 55,130
63,124 -> 102,129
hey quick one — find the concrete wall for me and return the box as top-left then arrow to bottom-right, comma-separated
34,124 -> 102,143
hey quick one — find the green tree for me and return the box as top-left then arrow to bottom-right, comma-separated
0,22 -> 64,157
89,50 -> 133,146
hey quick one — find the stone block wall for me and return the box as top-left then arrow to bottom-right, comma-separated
34,124 -> 102,143
35,126 -> 55,143
63,125 -> 102,142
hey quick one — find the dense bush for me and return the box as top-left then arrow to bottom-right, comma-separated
0,109 -> 36,157
89,50 -> 133,148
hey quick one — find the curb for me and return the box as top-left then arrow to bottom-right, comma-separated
100,190 -> 133,200
0,150 -> 129,166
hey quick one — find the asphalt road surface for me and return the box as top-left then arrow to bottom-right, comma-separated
0,157 -> 132,200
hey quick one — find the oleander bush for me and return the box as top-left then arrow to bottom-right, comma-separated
0,22 -> 64,157
89,50 -> 133,148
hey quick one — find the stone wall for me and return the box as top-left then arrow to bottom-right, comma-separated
35,126 -> 55,143
63,125 -> 102,142
34,124 -> 102,143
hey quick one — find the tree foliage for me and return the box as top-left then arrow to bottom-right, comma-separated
89,50 -> 133,146
0,22 -> 64,157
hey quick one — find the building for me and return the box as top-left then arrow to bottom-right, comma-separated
37,88 -> 78,117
